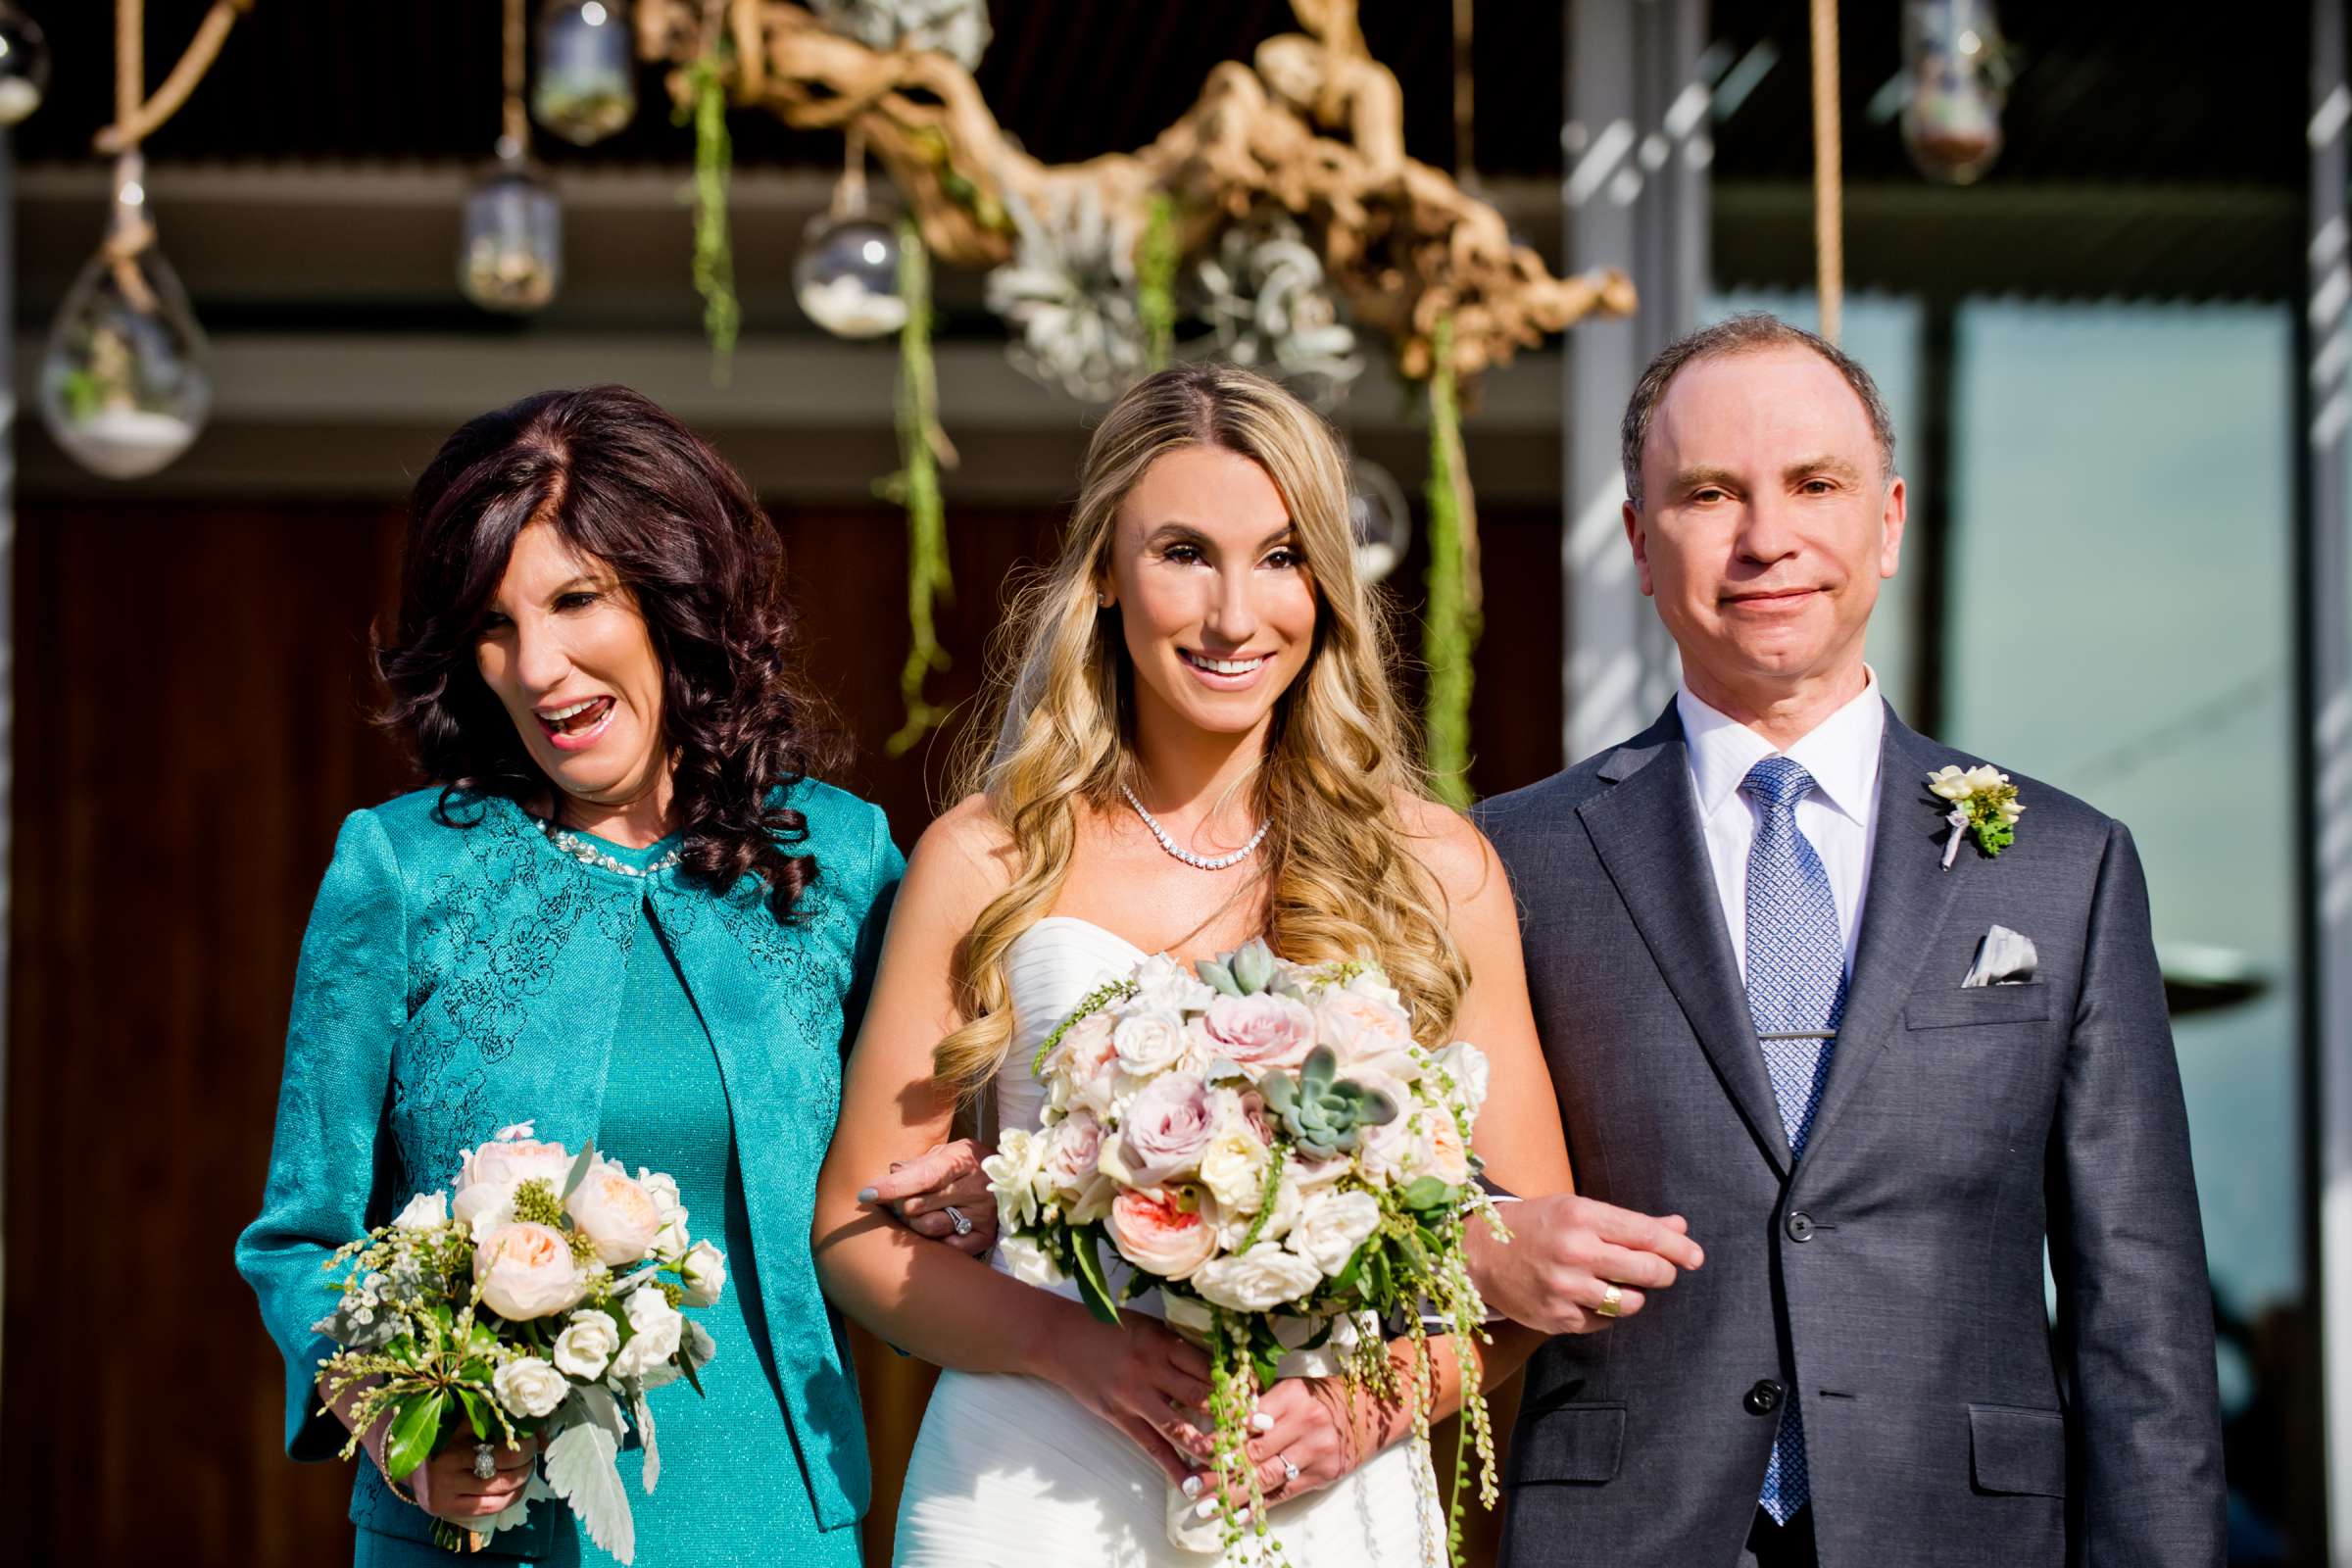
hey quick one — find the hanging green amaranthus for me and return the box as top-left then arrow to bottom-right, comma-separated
1139,192 -> 1179,371
1422,316 -> 1480,808
883,217 -> 956,756
677,56 -> 740,385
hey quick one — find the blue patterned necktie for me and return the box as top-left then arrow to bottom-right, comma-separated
1741,755 -> 1848,1525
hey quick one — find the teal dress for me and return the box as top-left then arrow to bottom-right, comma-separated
235,781 -> 900,1566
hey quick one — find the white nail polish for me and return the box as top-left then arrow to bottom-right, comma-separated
1250,1412 -> 1274,1433
1194,1497 -> 1220,1519
1182,1475 -> 1202,1498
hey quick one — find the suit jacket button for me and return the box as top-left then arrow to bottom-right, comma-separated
1744,1380 -> 1785,1415
1786,1211 -> 1816,1243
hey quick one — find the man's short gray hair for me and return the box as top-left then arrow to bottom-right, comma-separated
1619,313 -> 1897,510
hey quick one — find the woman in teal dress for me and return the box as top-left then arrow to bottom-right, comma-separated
234,385 -> 992,1565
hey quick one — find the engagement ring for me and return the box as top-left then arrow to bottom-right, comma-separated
944,1204 -> 974,1237
472,1443 -> 499,1481
1278,1452 -> 1299,1486
1595,1283 -> 1624,1318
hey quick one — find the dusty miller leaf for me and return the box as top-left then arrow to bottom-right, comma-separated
545,1423 -> 635,1565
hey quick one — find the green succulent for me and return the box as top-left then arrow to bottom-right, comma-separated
1196,937 -> 1280,999
1258,1046 -> 1398,1159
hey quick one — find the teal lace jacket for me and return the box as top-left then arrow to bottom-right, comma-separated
234,779 -> 902,1548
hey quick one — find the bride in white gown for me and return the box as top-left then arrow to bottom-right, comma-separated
811,363 -> 1588,1565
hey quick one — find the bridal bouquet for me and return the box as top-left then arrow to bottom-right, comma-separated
986,940 -> 1506,1566
313,1122 -> 724,1563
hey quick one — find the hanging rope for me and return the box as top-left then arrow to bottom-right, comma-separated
1808,0 -> 1844,343
95,0 -> 251,156
502,0 -> 529,152
1451,0 -> 1476,189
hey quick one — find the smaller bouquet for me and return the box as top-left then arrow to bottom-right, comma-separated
986,940 -> 1508,1567
314,1122 -> 726,1563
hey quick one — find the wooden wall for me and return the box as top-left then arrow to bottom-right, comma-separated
0,493 -> 1564,1566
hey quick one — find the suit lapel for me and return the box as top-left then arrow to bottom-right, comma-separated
1798,711 -> 1969,1162
1578,710 -> 1794,1175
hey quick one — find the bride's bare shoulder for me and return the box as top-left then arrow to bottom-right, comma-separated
900,794 -> 1020,925
1389,789 -> 1505,910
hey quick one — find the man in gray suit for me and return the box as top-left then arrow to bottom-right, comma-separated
1468,314 -> 2226,1566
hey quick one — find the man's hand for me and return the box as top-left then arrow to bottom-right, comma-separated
1466,1194 -> 1704,1335
858,1139 -> 998,1256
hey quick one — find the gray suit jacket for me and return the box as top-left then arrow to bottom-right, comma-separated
1475,705 -> 2224,1568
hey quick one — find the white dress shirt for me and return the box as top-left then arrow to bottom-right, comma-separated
1677,671 -> 1886,979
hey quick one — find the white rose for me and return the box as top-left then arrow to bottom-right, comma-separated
1288,1188 -> 1382,1276
1128,955 -> 1216,1013
998,1233 -> 1066,1290
1112,1008 -> 1190,1076
492,1355 -> 567,1419
1199,1120 -> 1272,1211
637,1168 -> 691,1258
551,1311 -> 620,1381
1344,967 -> 1405,1009
1214,1158 -> 1303,1249
1193,1243 -> 1325,1313
681,1241 -> 727,1308
1433,1043 -> 1490,1122
982,1128 -> 1048,1230
392,1190 -> 450,1232
612,1287 -> 684,1380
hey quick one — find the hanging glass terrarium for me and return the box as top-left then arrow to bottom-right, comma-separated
531,0 -> 635,147
38,157 -> 212,479
1348,458 -> 1411,585
794,156 -> 907,339
461,150 -> 563,314
1901,0 -> 2008,186
0,4 -> 52,125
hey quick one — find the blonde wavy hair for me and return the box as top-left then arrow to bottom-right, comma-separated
934,362 -> 1469,1102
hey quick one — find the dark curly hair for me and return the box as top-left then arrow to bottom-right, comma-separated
376,384 -> 846,917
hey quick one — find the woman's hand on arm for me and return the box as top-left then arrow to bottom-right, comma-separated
858,1138 -> 998,1257
1405,804 -> 1704,1336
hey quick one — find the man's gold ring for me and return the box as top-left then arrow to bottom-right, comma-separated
1595,1283 -> 1624,1318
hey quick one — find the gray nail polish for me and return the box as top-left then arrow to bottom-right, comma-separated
857,1187 -> 879,1204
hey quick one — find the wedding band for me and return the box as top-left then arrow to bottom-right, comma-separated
944,1204 -> 974,1236
1595,1283 -> 1624,1318
1278,1452 -> 1299,1486
472,1443 -> 499,1481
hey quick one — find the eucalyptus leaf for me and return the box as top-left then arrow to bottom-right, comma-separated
384,1390 -> 447,1483
563,1142 -> 600,1202
545,1422 -> 635,1564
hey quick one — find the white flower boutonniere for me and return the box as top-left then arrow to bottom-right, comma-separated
1927,764 -> 2025,869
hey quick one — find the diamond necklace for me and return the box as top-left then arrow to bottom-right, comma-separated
1119,782 -> 1270,871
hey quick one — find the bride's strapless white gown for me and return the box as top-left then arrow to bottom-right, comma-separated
892,916 -> 1444,1567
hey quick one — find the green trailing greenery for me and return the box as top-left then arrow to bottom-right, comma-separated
884,214 -> 955,756
1030,976 -> 1142,1077
1421,315 -> 1480,808
1139,192 -> 1179,371
677,58 -> 740,385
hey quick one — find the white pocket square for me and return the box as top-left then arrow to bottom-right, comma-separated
1963,925 -> 2038,988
